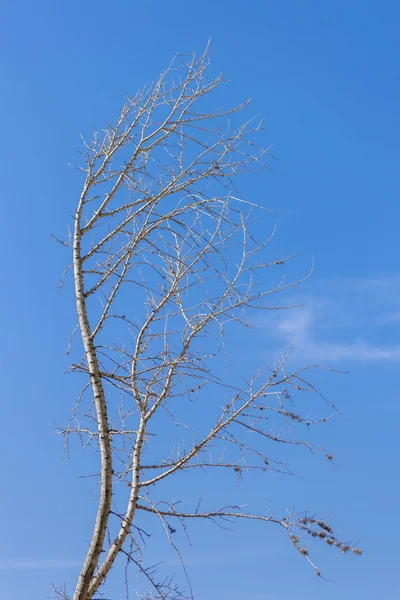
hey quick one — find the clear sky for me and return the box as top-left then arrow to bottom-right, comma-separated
1,1 -> 399,599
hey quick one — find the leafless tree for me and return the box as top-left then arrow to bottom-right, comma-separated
55,44 -> 361,600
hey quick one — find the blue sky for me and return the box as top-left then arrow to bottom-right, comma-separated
0,1 -> 399,598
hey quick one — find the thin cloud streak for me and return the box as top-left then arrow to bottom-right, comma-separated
0,558 -> 81,570
268,275 -> 400,363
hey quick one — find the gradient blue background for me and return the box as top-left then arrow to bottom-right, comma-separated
1,1 -> 399,598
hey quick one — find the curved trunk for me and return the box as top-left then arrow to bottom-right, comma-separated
72,190 -> 113,600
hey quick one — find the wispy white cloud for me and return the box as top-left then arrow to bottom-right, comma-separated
266,275 -> 400,363
227,594 -> 280,600
0,558 -> 81,570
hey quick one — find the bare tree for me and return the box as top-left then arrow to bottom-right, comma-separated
55,44 -> 361,600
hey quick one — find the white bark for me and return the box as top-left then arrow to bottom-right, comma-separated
72,187 -> 113,600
